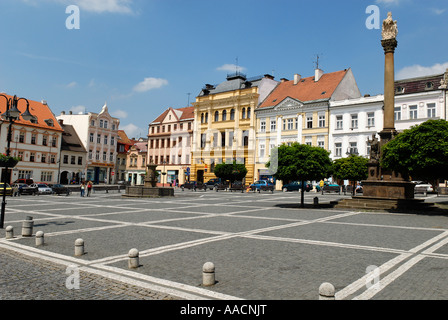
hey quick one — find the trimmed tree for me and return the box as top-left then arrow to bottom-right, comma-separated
381,119 -> 448,189
213,162 -> 248,184
332,155 -> 369,195
266,143 -> 333,207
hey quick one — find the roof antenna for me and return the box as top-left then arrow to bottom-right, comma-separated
314,54 -> 323,70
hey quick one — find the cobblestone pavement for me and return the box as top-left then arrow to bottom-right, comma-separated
1,189 -> 448,302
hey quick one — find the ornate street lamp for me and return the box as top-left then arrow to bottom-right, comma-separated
0,94 -> 36,229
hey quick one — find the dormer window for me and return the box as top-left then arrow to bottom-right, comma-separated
44,119 -> 54,127
425,82 -> 434,90
395,86 -> 404,94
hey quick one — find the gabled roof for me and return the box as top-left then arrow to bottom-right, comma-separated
258,70 -> 349,109
61,124 -> 87,153
150,106 -> 194,125
0,94 -> 63,132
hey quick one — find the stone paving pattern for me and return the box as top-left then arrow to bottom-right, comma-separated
1,189 -> 448,300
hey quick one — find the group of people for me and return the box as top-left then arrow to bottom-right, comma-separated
80,181 -> 93,197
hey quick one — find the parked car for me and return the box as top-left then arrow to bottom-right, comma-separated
250,180 -> 275,193
322,182 -> 341,194
30,183 -> 53,195
412,181 -> 434,193
282,181 -> 312,192
0,183 -> 13,196
14,179 -> 34,185
13,183 -> 38,195
180,181 -> 206,191
51,184 -> 71,196
205,178 -> 222,190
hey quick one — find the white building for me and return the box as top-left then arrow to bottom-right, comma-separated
329,95 -> 384,160
57,104 -> 120,184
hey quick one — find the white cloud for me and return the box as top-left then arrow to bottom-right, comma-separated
121,123 -> 145,139
111,109 -> 128,119
217,64 -> 247,73
396,62 -> 448,80
21,0 -> 134,14
133,77 -> 169,93
376,0 -> 401,6
66,81 -> 77,88
69,105 -> 87,114
432,8 -> 446,15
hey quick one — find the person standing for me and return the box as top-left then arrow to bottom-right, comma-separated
80,182 -> 85,197
87,181 -> 93,197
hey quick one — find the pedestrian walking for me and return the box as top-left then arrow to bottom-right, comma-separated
80,182 -> 85,197
87,181 -> 93,197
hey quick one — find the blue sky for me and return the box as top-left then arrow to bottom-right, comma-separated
1,0 -> 447,138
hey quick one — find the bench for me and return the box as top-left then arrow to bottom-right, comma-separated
322,186 -> 341,195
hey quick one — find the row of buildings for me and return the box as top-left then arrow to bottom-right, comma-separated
1,66 -> 447,187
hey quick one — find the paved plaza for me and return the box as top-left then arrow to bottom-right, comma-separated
1,188 -> 448,301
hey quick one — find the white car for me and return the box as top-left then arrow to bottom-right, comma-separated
30,183 -> 53,194
412,181 -> 434,193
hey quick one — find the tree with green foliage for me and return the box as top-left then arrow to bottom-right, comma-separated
266,143 -> 333,207
332,155 -> 369,195
213,161 -> 248,184
381,119 -> 448,188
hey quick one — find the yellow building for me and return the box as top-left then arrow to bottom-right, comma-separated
191,73 -> 278,184
255,68 -> 361,188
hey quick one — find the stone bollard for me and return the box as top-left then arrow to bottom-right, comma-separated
21,216 -> 34,237
36,231 -> 44,246
128,248 -> 139,269
202,262 -> 216,286
319,282 -> 336,300
75,238 -> 85,256
5,226 -> 14,239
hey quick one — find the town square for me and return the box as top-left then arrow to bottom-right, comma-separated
1,0 -> 448,311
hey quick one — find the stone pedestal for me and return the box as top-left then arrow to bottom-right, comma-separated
123,163 -> 174,198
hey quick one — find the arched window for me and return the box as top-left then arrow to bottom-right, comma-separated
201,113 -> 204,124
230,109 -> 235,120
214,111 -> 219,122
205,113 -> 208,123
242,108 -> 246,119
247,107 -> 251,119
222,110 -> 227,121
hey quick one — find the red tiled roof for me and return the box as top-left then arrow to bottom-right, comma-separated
117,130 -> 133,145
151,106 -> 194,124
0,94 -> 63,131
258,70 -> 348,109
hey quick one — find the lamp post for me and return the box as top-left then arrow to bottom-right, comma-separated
0,95 -> 35,229
162,160 -> 167,187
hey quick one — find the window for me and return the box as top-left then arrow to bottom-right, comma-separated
112,124 -> 116,130
270,120 -> 276,132
335,143 -> 342,157
409,105 -> 418,119
111,136 -> 115,146
427,103 -> 436,118
18,152 -> 23,160
91,120 -> 95,126
247,107 -> 251,119
349,142 -> 358,155
40,172 -> 53,183
221,132 -> 226,147
103,152 -> 107,161
97,134 -> 101,143
41,154 -> 46,163
63,155 -> 69,164
31,134 -> 36,145
395,107 -> 402,121
90,133 -> 94,143
104,121 -> 108,129
71,156 -> 76,165
188,122 -> 192,130
167,125 -> 171,132
260,121 -> 266,132
200,113 -> 204,123
52,137 -> 57,147
351,114 -> 358,129
260,144 -> 265,158
42,136 -> 47,146
230,109 -> 235,120
318,115 -> 326,128
305,137 -> 312,146
287,118 -> 294,131
96,151 -> 100,160
18,170 -> 33,180
295,118 -> 298,130
214,111 -> 219,122
110,153 -> 114,162
242,108 -> 246,119
104,135 -> 108,144
228,131 -> 234,147
336,115 -> 343,130
19,132 -> 25,143
318,138 -> 325,149
213,133 -> 218,147
283,119 -> 286,131
201,134 -> 206,148
222,110 -> 227,121
243,131 -> 249,147
307,116 -> 313,129
89,151 -> 93,160
99,120 -> 104,128
78,157 -> 83,165
367,113 -> 375,127
30,153 -> 35,162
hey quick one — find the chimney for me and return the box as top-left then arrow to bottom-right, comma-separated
280,78 -> 289,83
69,111 -> 73,115
315,69 -> 324,82
294,74 -> 301,85
61,111 -> 66,115
41,100 -> 47,105
58,119 -> 64,125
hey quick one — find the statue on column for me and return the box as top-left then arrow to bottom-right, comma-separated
382,12 -> 398,40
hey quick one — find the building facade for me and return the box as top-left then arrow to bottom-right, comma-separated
126,138 -> 147,186
147,107 -> 194,185
255,68 -> 362,184
0,95 -> 63,184
116,130 -> 133,183
191,73 -> 278,184
57,104 -> 120,184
